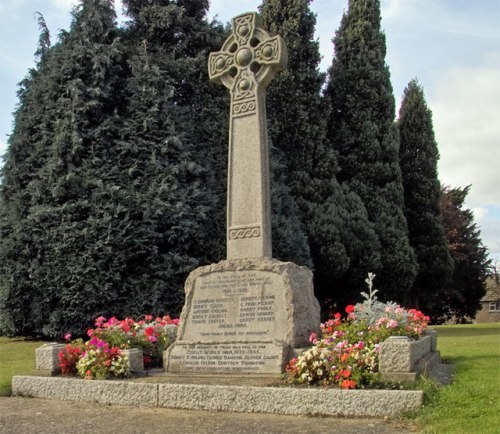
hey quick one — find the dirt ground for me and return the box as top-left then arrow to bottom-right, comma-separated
0,396 -> 419,434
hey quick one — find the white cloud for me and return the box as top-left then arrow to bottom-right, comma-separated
472,206 -> 500,259
433,53 -> 500,206
0,138 -> 7,159
48,0 -> 78,12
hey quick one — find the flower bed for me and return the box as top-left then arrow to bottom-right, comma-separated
285,273 -> 432,389
58,315 -> 178,379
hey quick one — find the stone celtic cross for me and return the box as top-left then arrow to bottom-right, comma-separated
208,12 -> 287,260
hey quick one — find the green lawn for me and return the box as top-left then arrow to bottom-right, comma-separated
416,323 -> 500,434
0,337 -> 48,396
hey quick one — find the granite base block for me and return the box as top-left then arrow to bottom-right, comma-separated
12,375 -> 423,417
12,376 -> 157,407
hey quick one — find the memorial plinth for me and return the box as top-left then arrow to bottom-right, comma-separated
165,258 -> 319,374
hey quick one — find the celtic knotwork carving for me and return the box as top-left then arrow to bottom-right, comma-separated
208,52 -> 234,82
233,14 -> 255,45
229,226 -> 261,240
232,99 -> 257,117
233,70 -> 256,101
254,37 -> 281,64
208,12 -> 287,92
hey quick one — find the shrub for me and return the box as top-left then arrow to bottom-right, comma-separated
286,274 -> 429,388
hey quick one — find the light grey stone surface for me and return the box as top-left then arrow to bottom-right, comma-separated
379,335 -> 432,373
165,258 -> 320,374
12,375 -> 423,417
12,376 -> 157,407
425,328 -> 438,352
157,384 -> 423,417
208,12 -> 287,260
122,348 -> 145,374
379,333 -> 440,383
35,343 -> 66,375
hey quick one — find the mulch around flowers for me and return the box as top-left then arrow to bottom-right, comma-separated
0,396 -> 419,434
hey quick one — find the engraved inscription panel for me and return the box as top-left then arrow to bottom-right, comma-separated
168,342 -> 284,373
182,270 -> 287,342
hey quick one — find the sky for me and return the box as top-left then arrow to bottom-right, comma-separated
0,0 -> 499,260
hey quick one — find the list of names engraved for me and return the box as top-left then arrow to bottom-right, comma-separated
182,270 -> 287,342
168,343 -> 284,373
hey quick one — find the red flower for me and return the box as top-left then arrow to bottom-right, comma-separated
340,369 -> 351,378
341,379 -> 357,389
144,326 -> 155,336
345,305 -> 355,314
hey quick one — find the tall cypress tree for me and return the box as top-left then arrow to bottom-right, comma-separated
261,0 -> 380,308
398,79 -> 453,309
0,13 -> 56,335
325,0 -> 417,302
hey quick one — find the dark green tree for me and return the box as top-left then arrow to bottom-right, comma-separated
0,0 -> 213,337
437,185 -> 490,322
324,0 -> 417,302
261,0 -> 379,308
0,11 -> 60,335
398,79 -> 453,310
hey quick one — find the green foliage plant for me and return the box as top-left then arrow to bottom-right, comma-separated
286,274 -> 429,388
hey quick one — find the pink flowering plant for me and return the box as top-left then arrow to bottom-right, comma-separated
89,314 -> 179,368
75,338 -> 130,379
59,314 -> 179,376
286,273 -> 430,389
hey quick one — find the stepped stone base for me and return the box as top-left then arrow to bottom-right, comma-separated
12,375 -> 423,417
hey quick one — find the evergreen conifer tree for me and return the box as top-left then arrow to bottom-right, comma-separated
398,79 -> 453,309
0,10 -> 67,336
438,185 -> 490,322
0,0 -> 213,337
261,0 -> 380,308
324,0 -> 417,302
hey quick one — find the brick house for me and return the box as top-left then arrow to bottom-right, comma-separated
475,275 -> 500,323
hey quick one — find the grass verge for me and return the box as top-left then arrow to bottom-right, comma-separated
0,337 -> 47,396
415,323 -> 500,434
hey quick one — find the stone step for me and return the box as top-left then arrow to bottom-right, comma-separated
12,375 -> 423,417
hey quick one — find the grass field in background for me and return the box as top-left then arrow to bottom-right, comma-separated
0,337 -> 47,396
416,323 -> 500,434
0,324 -> 499,433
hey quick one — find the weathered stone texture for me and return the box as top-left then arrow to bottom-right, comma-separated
122,348 -> 145,375
165,258 -> 320,374
157,384 -> 423,416
35,343 -> 66,375
12,376 -> 157,407
12,375 -> 423,417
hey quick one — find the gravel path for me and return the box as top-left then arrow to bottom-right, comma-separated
0,397 -> 419,434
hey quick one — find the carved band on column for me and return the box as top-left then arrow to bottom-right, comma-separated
229,226 -> 261,240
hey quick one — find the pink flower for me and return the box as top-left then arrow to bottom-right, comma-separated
145,314 -> 153,322
87,329 -> 94,337
387,319 -> 398,329
357,341 -> 365,349
309,332 -> 317,343
64,333 -> 72,341
148,335 -> 157,343
94,316 -> 106,327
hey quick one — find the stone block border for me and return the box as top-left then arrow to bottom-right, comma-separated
12,375 -> 423,417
